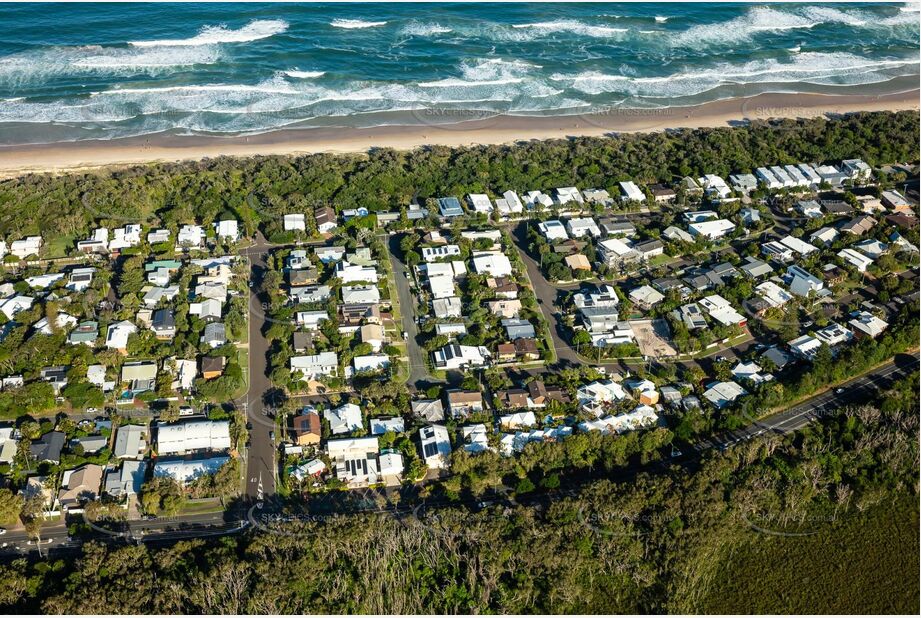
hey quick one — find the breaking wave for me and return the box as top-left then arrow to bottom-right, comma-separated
129,19 -> 288,47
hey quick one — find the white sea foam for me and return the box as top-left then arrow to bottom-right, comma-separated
670,5 -> 918,47
330,19 -> 387,29
0,45 -> 218,86
654,16 -> 668,23
511,20 -> 628,38
553,52 -> 920,97
400,21 -> 453,36
129,19 -> 288,47
284,70 -> 326,79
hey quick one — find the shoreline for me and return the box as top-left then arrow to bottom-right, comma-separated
0,90 -> 917,180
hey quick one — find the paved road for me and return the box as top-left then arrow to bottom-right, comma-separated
509,221 -> 583,367
0,509 -> 247,557
237,234 -> 277,501
387,233 -> 442,390
695,352 -> 919,452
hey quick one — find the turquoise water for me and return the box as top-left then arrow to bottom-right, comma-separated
0,2 -> 917,144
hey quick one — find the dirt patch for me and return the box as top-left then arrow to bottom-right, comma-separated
629,318 -> 678,357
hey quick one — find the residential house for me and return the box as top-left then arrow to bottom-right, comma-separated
433,343 -> 489,370
848,311 -> 888,339
283,213 -> 306,232
121,361 -> 157,394
290,352 -> 339,379
419,425 -> 452,469
113,424 -> 147,459
201,322 -> 227,348
447,390 -> 484,418
151,309 -> 176,339
326,403 -> 363,435
471,251 -> 513,277
411,399 -> 445,423
629,285 -> 664,310
30,431 -> 65,464
702,381 -> 748,409
157,419 -> 231,455
57,464 -> 104,510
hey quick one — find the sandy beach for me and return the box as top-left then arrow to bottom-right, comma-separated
0,90 -> 917,180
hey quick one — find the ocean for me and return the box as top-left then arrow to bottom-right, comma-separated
0,2 -> 917,145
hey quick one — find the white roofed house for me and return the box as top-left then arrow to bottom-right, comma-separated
703,381 -> 748,409
619,181 -> 646,203
105,320 -> 137,353
566,217 -> 601,239
577,380 -> 628,416
496,190 -> 524,218
629,285 -> 665,310
778,235 -> 818,256
810,227 -> 839,247
76,228 -> 109,254
688,219 -> 736,240
213,219 -> 240,242
837,248 -> 873,273
432,296 -> 463,319
10,236 -> 42,259
788,334 -> 822,360
841,158 -> 872,182
471,251 -> 512,278
756,167 -> 782,190
422,245 -> 461,263
109,224 -> 142,251
769,166 -> 795,188
147,228 -> 171,244
698,175 -> 732,199
335,260 -> 379,284
155,456 -> 231,485
466,193 -> 495,216
113,424 -> 147,459
755,281 -> 793,308
156,419 -> 231,456
176,224 -> 205,249
524,190 -> 554,210
283,213 -> 306,232
290,352 -> 338,380
538,220 -> 568,242
326,403 -> 363,435
353,354 -> 390,373
419,425 -> 451,469
597,237 -> 639,268
433,343 -> 490,370
189,298 -> 223,321
699,294 -> 747,328
554,187 -> 584,207
786,265 -> 824,298
731,361 -> 773,386
327,436 -> 383,487
0,295 -> 32,319
26,273 -> 64,289
814,322 -> 853,348
797,163 -> 822,185
68,267 -> 95,292
729,173 -> 758,194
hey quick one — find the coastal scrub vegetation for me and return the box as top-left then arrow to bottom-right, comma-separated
0,112 -> 917,248
0,372 -> 916,614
